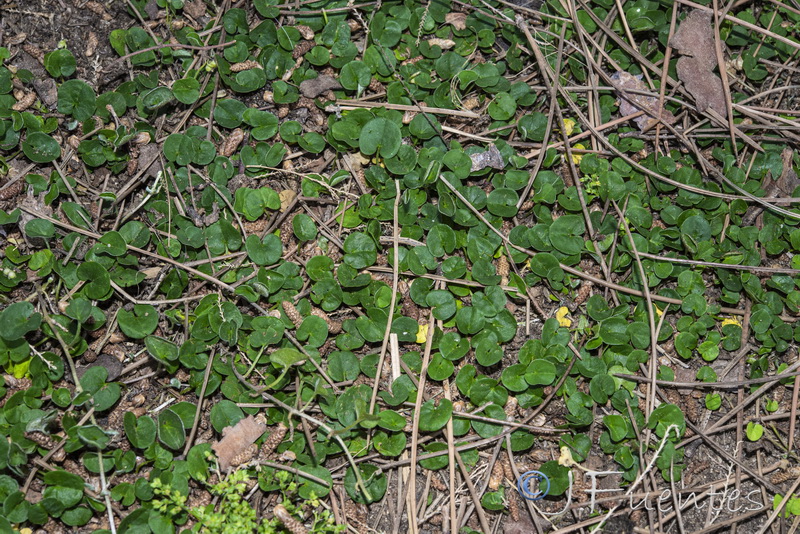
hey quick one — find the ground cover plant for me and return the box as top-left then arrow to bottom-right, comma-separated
0,0 -> 799,532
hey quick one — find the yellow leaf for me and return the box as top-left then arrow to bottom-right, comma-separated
6,357 -> 31,379
655,304 -> 663,317
556,306 -> 571,328
562,118 -> 576,136
416,323 -> 429,344
571,143 -> 585,165
721,317 -> 741,327
558,446 -> 576,467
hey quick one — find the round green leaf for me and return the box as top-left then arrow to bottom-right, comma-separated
44,49 -> 77,77
173,77 -> 201,104
359,117 -> 402,158
117,304 -> 158,339
292,213 -> 317,241
214,98 -> 247,128
487,188 -> 519,217
22,132 -> 61,163
58,80 -> 96,121
246,234 -> 282,265
418,399 -> 453,432
344,463 -> 386,504
525,359 -> 556,386
76,261 -> 111,300
0,302 -> 42,341
340,60 -> 371,92
158,409 -> 186,450
488,92 -> 516,121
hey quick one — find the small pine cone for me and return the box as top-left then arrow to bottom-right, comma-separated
273,504 -> 308,534
368,78 -> 383,93
127,157 -> 139,175
684,395 -> 699,424
461,96 -> 480,111
353,167 -> 367,192
500,452 -> 514,483
277,106 -> 290,119
292,40 -> 315,59
230,60 -> 262,72
772,467 -> 800,484
0,180 -> 24,201
83,0 -> 112,20
26,432 -> 57,449
774,385 -> 786,404
229,443 -> 258,467
295,25 -> 315,40
22,44 -> 44,63
281,301 -> 303,328
508,489 -> 520,521
488,459 -> 504,491
220,128 -> 245,157
280,217 -> 295,245
12,91 -> 36,112
573,282 -> 593,307
261,422 -> 288,459
497,254 -> 509,286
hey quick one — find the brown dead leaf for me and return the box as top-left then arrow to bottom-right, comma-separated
212,415 -> 267,471
611,70 -> 676,131
279,189 -> 297,212
445,12 -> 467,30
670,10 -> 727,117
299,74 -> 342,98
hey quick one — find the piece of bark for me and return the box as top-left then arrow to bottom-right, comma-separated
212,415 -> 267,471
